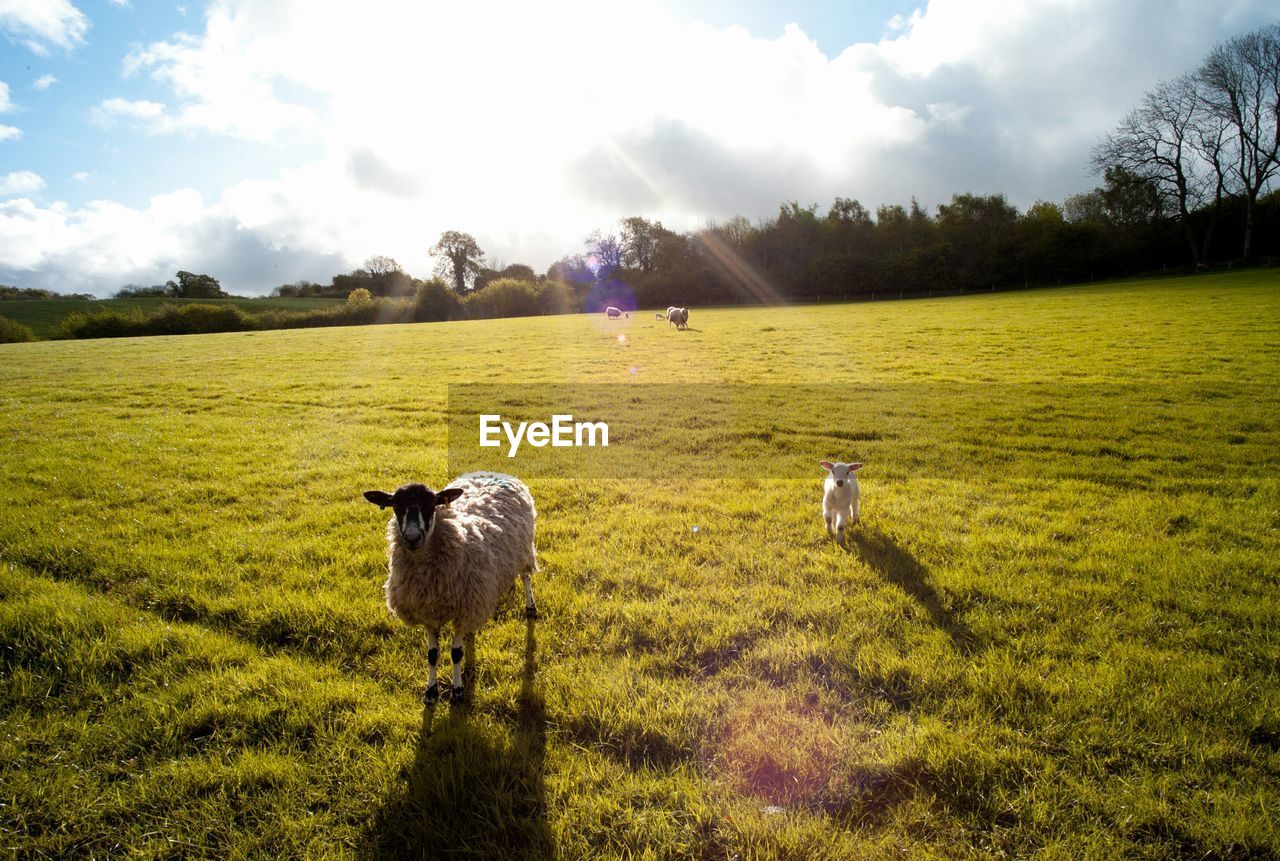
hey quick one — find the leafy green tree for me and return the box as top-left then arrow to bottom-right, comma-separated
165,271 -> 226,298
115,284 -> 171,298
474,263 -> 538,292
430,231 -> 486,294
414,277 -> 462,322
462,278 -> 542,319
936,193 -> 1020,289
619,217 -> 665,272
0,315 -> 36,342
827,197 -> 873,228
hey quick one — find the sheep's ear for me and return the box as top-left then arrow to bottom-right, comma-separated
819,460 -> 834,471
849,463 -> 864,472
436,487 -> 464,506
364,490 -> 394,509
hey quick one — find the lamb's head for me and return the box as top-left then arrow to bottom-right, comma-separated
820,460 -> 863,488
363,483 -> 464,551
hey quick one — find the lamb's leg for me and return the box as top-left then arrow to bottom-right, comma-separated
425,630 -> 440,704
449,631 -> 466,702
824,512 -> 834,536
851,497 -> 861,526
835,510 -> 848,542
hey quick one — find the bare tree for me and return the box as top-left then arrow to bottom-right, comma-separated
363,255 -> 403,277
1191,105 -> 1233,263
585,230 -> 623,274
1199,23 -> 1280,260
1093,75 -> 1210,266
430,231 -> 486,294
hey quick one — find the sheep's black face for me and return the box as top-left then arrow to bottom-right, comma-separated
363,483 -> 464,551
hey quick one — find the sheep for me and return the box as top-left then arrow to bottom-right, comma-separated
658,307 -> 689,327
819,460 -> 863,541
654,312 -> 666,320
606,306 -> 623,319
364,471 -> 538,703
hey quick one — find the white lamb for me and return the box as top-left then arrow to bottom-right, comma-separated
364,471 -> 538,703
819,460 -> 863,541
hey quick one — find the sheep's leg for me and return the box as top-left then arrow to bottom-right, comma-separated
425,630 -> 440,704
851,498 -> 861,526
450,631 -> 466,702
522,567 -> 538,619
835,510 -> 848,542
824,511 -> 834,536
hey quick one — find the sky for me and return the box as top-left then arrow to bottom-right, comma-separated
0,0 -> 1274,296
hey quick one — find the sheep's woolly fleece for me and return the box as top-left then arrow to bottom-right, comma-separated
384,472 -> 537,632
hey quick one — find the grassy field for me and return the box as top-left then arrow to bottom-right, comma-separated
0,296 -> 342,338
1,270 -> 1278,859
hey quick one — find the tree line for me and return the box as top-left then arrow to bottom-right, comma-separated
0,286 -> 94,301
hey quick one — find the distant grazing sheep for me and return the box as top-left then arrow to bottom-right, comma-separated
668,307 -> 689,329
654,312 -> 666,320
364,472 -> 538,703
606,306 -> 624,319
819,460 -> 863,541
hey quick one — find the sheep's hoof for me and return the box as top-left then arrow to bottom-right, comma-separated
424,687 -> 439,704
449,686 -> 467,704
525,605 -> 539,620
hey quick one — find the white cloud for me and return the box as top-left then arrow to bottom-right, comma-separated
70,170 -> 89,182
0,191 -> 345,294
0,87 -> 18,141
90,97 -> 168,127
33,74 -> 57,90
0,170 -> 45,197
0,0 -> 89,54
123,19 -> 317,141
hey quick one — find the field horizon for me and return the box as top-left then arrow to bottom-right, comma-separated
2,270 -> 1278,859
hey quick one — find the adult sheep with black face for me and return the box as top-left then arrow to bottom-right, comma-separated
363,472 -> 539,703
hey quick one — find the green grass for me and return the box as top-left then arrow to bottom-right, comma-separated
1,269 -> 1278,858
0,295 -> 341,338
